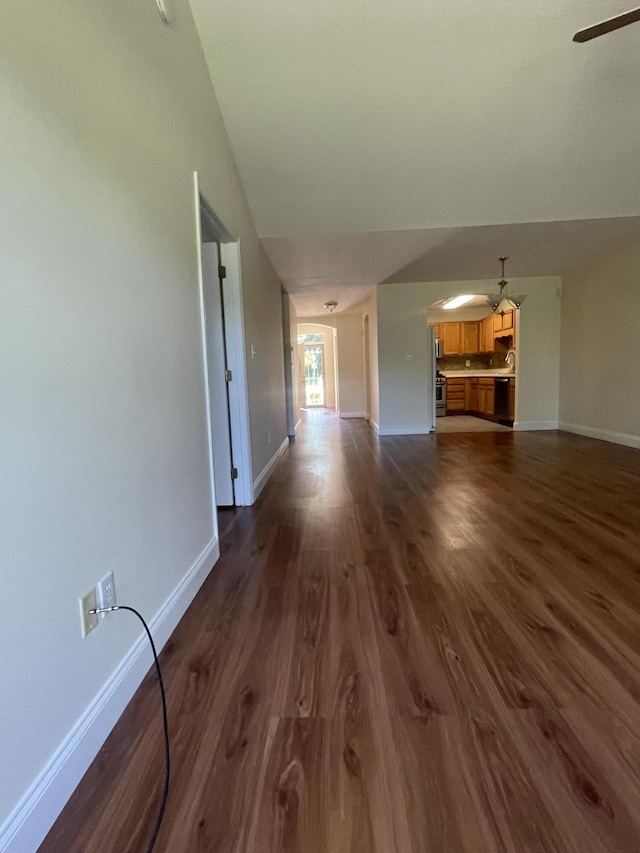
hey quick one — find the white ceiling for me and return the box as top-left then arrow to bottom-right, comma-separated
263,216 -> 640,315
189,0 -> 640,313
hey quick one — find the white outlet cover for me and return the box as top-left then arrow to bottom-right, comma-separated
97,571 -> 116,618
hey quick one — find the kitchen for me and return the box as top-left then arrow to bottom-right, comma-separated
429,294 -> 517,431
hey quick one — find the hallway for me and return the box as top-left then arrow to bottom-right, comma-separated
41,412 -> 640,852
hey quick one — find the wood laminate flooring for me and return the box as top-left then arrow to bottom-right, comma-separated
39,411 -> 640,852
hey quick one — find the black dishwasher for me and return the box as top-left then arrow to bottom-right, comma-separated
494,378 -> 511,420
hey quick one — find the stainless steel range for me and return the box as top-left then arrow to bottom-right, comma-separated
436,376 -> 446,417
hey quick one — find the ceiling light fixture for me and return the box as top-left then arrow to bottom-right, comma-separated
443,294 -> 474,310
323,301 -> 338,313
486,257 -> 526,312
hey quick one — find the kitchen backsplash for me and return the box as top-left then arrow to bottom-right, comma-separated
437,354 -> 495,371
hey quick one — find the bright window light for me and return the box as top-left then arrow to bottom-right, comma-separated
443,294 -> 474,310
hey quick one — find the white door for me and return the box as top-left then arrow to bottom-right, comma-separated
201,242 -> 235,506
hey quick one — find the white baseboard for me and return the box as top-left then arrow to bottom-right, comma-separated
0,537 -> 219,853
377,425 -> 433,436
294,418 -> 302,434
252,436 -> 289,501
370,419 -> 380,434
338,411 -> 367,419
513,420 -> 559,431
558,421 -> 640,450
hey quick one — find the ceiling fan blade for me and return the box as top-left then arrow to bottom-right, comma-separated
573,7 -> 640,42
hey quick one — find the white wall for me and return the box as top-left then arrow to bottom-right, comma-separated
297,323 -> 336,408
376,277 -> 562,433
0,0 -> 285,847
303,314 -> 367,417
560,240 -> 640,446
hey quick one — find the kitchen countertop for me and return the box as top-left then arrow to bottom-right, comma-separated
441,370 -> 516,378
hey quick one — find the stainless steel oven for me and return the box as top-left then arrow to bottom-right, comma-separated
436,377 -> 446,416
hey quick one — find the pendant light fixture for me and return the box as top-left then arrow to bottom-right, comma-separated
486,257 -> 526,312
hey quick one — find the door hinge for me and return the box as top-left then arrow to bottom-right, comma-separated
225,369 -> 233,382
231,467 -> 238,480
218,265 -> 226,279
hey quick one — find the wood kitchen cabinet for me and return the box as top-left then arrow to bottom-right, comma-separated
502,309 -> 514,332
467,377 -> 478,411
462,322 -> 479,355
480,317 -> 494,353
477,378 -> 495,416
442,322 -> 462,355
445,378 -> 466,413
445,376 -> 513,421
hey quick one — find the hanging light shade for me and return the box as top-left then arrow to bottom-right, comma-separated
486,257 -> 526,312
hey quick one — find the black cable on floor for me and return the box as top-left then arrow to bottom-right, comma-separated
90,605 -> 170,853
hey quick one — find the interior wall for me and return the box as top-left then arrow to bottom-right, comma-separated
0,0 -> 285,843
297,323 -> 336,408
560,239 -> 640,444
376,277 -> 561,433
302,313 -> 367,417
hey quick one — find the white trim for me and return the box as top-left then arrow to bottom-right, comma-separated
370,419 -> 380,434
294,418 -> 303,434
338,411 -> 367,419
252,436 -> 289,500
219,241 -> 254,506
513,420 -> 559,431
193,174 -> 219,538
377,425 -> 433,436
558,421 -> 640,449
0,537 -> 219,853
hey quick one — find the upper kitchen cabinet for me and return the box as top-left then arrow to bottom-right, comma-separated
431,319 -> 495,355
442,321 -> 462,355
462,321 -> 479,355
480,316 -> 494,353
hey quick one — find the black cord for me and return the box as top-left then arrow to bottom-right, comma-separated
97,606 -> 170,853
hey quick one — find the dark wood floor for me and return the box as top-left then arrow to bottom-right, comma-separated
40,411 -> 640,852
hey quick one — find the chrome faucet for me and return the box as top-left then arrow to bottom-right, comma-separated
505,349 -> 516,370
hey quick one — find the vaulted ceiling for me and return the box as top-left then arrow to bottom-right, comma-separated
190,0 -> 640,314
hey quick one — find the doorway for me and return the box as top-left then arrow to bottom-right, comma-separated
195,173 -> 254,527
200,241 -> 235,507
304,343 -> 325,407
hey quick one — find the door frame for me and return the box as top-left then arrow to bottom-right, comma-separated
193,172 -> 254,516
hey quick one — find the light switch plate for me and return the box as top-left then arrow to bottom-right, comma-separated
79,588 -> 99,638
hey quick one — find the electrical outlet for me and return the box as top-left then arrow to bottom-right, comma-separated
79,588 -> 99,638
97,571 -> 116,618
465,359 -> 471,367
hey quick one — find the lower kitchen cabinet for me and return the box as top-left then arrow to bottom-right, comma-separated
445,378 -> 466,413
445,376 -> 513,421
477,379 -> 495,416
